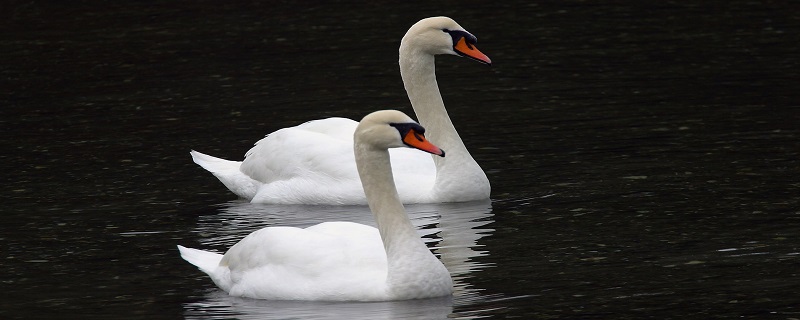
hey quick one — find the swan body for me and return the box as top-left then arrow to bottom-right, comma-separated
179,110 -> 453,301
192,16 -> 491,205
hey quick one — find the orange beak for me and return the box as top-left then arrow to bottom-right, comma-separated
402,129 -> 445,157
454,37 -> 492,65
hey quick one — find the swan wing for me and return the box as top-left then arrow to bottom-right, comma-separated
218,222 -> 388,300
239,117 -> 435,204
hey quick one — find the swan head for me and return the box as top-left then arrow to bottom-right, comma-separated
401,16 -> 491,65
356,110 -> 445,157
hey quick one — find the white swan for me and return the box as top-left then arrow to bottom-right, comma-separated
191,16 -> 491,204
178,110 -> 453,301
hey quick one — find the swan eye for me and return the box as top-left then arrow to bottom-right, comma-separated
389,122 -> 426,137
445,30 -> 478,47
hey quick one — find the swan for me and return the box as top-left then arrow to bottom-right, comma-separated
178,110 -> 453,301
191,16 -> 491,204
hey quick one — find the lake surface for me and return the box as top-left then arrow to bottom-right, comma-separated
2,1 -> 799,319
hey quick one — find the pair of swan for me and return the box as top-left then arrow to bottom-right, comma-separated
190,16 -> 491,205
179,110 -> 453,301
178,17 -> 491,301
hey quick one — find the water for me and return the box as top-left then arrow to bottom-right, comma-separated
2,1 -> 799,319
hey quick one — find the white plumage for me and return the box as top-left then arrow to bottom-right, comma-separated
190,16 -> 491,204
179,110 -> 454,301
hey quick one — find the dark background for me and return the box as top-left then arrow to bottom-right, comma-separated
2,1 -> 798,318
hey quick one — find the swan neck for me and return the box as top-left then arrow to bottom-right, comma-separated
354,145 -> 423,255
399,46 -> 468,156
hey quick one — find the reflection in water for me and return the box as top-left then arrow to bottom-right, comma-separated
4,0 -> 797,318
185,291 -> 453,320
183,200 -> 495,319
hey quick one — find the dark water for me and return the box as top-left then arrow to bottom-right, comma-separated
2,1 -> 799,319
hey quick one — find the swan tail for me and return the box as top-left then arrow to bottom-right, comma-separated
190,150 -> 241,174
177,245 -> 223,275
189,150 -> 260,199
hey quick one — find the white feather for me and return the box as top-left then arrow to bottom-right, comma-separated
178,110 -> 454,301
190,17 -> 490,205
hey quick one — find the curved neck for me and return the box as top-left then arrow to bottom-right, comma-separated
354,144 -> 431,271
399,44 -> 490,200
399,46 -> 469,157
